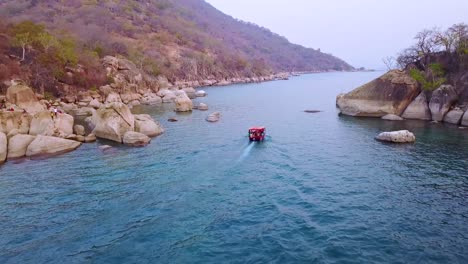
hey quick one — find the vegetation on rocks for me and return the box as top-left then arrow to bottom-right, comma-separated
0,0 -> 353,98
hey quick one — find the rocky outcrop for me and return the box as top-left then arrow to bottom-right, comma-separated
7,134 -> 36,159
375,130 -> 416,143
0,111 -> 31,134
337,70 -> 420,117
429,85 -> 459,121
26,135 -> 81,157
443,108 -> 464,125
0,132 -> 6,164
401,92 -> 432,120
381,114 -> 403,121
5,84 -> 45,114
174,91 -> 193,112
134,114 -> 164,137
206,112 -> 221,122
123,131 -> 151,147
92,102 -> 135,143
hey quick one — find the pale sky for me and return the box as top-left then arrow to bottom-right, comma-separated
205,0 -> 468,69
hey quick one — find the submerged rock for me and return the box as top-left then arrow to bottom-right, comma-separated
195,90 -> 207,97
168,118 -> 178,122
304,110 -> 321,113
337,70 -> 419,117
26,135 -> 81,157
381,114 -> 403,121
198,103 -> 209,111
206,112 -> 221,122
375,130 -> 416,143
84,134 -> 97,143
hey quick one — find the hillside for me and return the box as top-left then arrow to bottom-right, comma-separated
0,0 -> 352,86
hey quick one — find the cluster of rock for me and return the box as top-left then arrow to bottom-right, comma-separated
337,70 -> 468,127
0,83 -> 165,164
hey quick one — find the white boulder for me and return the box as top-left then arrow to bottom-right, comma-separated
375,130 -> 416,143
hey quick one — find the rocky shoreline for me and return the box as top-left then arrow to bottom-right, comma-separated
337,70 -> 468,127
0,56 -> 295,165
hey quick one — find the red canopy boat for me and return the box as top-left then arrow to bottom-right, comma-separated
248,127 -> 266,141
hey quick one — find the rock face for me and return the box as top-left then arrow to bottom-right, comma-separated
0,132 -> 6,164
381,114 -> 403,121
401,92 -> 432,120
206,112 -> 221,122
375,130 -> 416,143
174,91 -> 193,112
158,89 -> 176,103
6,84 -> 45,114
337,70 -> 420,117
0,111 -> 31,134
134,114 -> 164,137
123,131 -> 151,147
26,135 -> 81,157
429,85 -> 459,121
443,109 -> 464,125
92,103 -> 135,143
7,134 -> 36,159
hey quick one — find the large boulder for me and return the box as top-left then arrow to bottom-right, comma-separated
29,111 -> 74,137
337,70 -> 420,117
375,130 -> 416,143
195,90 -> 207,97
105,92 -> 123,104
158,89 -> 176,103
7,134 -> 36,159
123,131 -> 151,147
461,111 -> 468,127
0,111 -> 32,134
26,135 -> 81,157
74,125 -> 86,136
183,87 -> 197,99
174,91 -> 193,112
429,85 -> 459,121
443,108 -> 464,125
134,114 -> 164,137
401,92 -> 432,120
92,102 -> 135,143
0,132 -> 6,164
5,84 -> 45,114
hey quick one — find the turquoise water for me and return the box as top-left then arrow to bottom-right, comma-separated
1,72 -> 467,263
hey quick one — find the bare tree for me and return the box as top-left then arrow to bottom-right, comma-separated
382,56 -> 397,70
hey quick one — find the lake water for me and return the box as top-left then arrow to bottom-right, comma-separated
1,72 -> 467,263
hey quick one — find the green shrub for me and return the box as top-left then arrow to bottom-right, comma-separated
409,63 -> 446,91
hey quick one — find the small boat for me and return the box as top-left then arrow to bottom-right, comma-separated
248,127 -> 266,141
